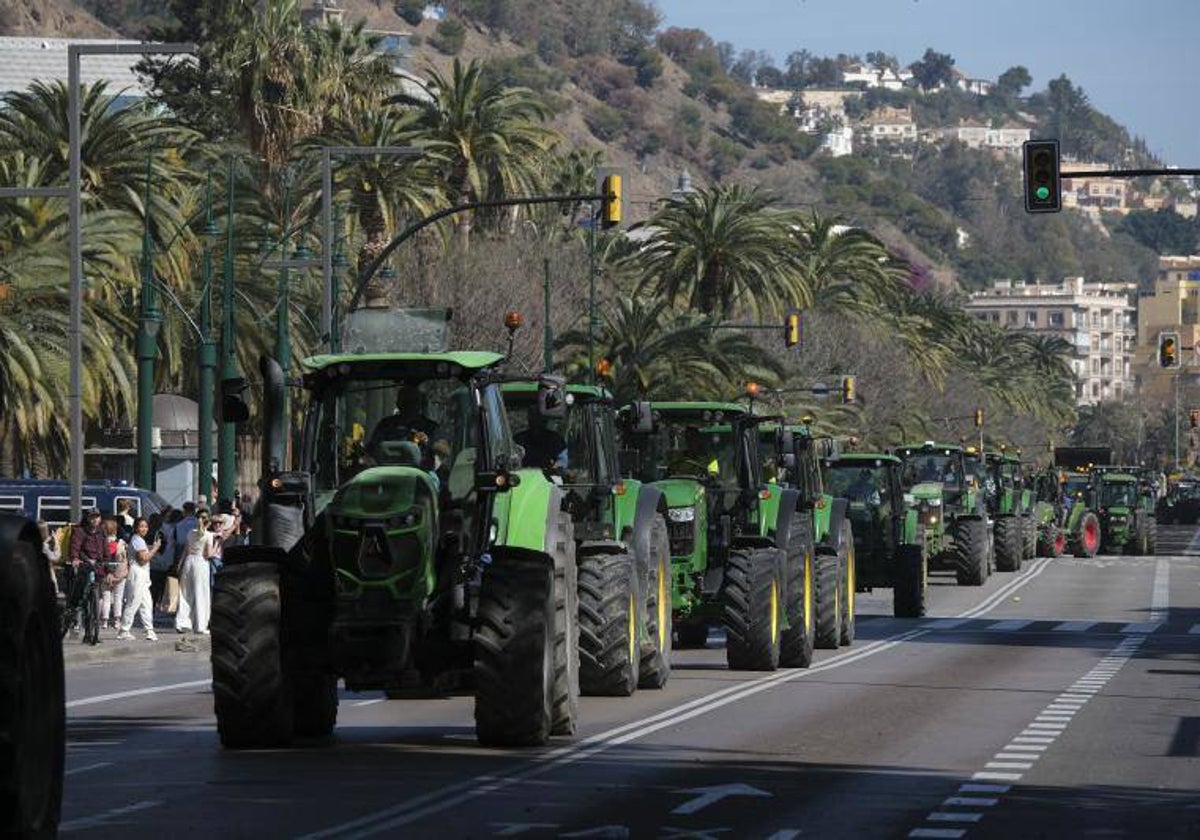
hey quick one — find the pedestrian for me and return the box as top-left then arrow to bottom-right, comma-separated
116,497 -> 135,543
117,517 -> 161,641
175,510 -> 216,635
38,519 -> 62,596
172,501 -> 198,567
150,507 -> 178,607
68,508 -> 107,644
98,518 -> 129,631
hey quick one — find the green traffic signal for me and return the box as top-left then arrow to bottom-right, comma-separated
1036,186 -> 1050,200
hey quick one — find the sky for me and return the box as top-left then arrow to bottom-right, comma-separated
653,0 -> 1200,166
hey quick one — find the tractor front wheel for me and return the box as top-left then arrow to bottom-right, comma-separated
578,553 -> 640,697
838,521 -> 856,647
994,517 -> 1022,572
722,548 -> 784,671
813,548 -> 841,650
953,518 -> 989,586
893,543 -> 927,619
1075,512 -> 1101,558
638,518 -> 672,689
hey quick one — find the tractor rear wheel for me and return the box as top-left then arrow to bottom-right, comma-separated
813,548 -> 841,649
578,553 -> 639,697
551,518 -> 579,736
722,547 -> 783,671
638,517 -> 672,689
211,562 -> 295,749
838,520 -> 856,647
893,543 -> 927,618
1074,511 -> 1101,557
1021,515 -> 1036,561
994,517 -> 1022,572
0,519 -> 64,838
780,546 -> 814,668
475,557 -> 555,747
953,518 -> 989,586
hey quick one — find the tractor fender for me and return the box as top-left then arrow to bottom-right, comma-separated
495,471 -> 565,556
622,484 -> 665,569
816,498 -> 849,554
771,487 -> 803,550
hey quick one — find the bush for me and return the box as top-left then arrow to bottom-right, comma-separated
394,0 -> 425,26
430,19 -> 466,55
585,104 -> 627,142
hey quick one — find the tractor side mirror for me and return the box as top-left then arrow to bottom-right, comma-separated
537,378 -> 568,418
630,401 -> 653,433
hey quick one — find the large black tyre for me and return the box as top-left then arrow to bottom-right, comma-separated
953,517 -> 989,586
813,548 -> 841,650
722,547 -> 783,671
893,543 -> 926,618
550,517 -> 579,736
1146,516 -> 1158,555
0,516 -> 64,838
475,556 -> 555,747
993,517 -> 1022,572
211,562 -> 295,749
578,553 -> 639,697
676,621 -> 709,648
1074,511 -> 1101,558
638,517 -> 672,689
838,520 -> 856,647
292,672 -> 338,738
779,518 -> 815,668
1021,515 -> 1037,561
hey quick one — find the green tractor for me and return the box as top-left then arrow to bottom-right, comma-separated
983,450 -> 1036,572
1053,447 -> 1106,557
1092,468 -> 1157,555
894,442 -> 991,586
500,380 -> 672,696
618,402 -> 818,670
211,351 -> 581,749
758,422 -> 857,649
1030,468 -> 1068,557
821,452 -> 929,618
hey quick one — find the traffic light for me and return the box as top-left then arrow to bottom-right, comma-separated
841,375 -> 856,404
1190,409 -> 1199,429
1022,139 -> 1061,213
784,311 -> 801,348
1159,331 -> 1181,368
601,174 -> 622,228
974,407 -> 984,428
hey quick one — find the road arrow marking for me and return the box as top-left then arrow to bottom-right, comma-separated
671,784 -> 771,815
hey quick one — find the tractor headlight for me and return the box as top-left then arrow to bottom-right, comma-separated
668,506 -> 696,523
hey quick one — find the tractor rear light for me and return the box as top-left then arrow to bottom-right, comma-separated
760,489 -> 771,500
613,482 -> 627,496
269,477 -> 284,491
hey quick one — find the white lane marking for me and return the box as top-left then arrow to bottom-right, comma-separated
1028,723 -> 1068,730
60,800 -> 161,832
1053,620 -> 1096,632
1005,743 -> 1047,751
959,558 -> 1053,618
1120,621 -> 1162,634
66,679 -> 210,709
909,830 -> 965,839
1013,737 -> 1056,744
943,797 -> 998,807
64,761 -> 112,776
973,771 -> 1022,781
985,761 -> 1033,770
959,784 -> 1009,794
1045,705 -> 1080,712
928,813 -> 983,823
986,619 -> 1032,631
994,753 -> 1041,761
1150,558 -> 1170,621
353,699 -> 385,707
303,629 -> 928,839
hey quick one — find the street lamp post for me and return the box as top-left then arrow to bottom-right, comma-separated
135,156 -> 163,491
218,156 -> 239,504
69,41 -> 193,522
197,176 -> 219,503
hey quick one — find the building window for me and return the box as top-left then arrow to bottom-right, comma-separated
1007,311 -> 1019,325
1049,311 -> 1064,328
1026,310 -> 1038,327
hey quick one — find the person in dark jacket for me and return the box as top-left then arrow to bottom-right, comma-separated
67,508 -> 107,644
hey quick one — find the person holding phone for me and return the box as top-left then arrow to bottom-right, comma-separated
116,517 -> 160,641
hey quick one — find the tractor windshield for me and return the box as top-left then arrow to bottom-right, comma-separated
825,463 -> 890,507
310,374 -> 492,502
507,399 -> 607,486
1100,482 -> 1136,508
628,420 -> 741,486
899,453 -> 961,491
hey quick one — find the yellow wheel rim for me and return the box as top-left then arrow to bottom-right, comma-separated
628,592 -> 637,665
657,559 -> 668,651
847,547 -> 856,621
770,578 -> 779,644
804,552 -> 813,631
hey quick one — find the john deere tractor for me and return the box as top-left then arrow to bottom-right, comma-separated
758,422 -> 856,648
211,350 -> 580,749
1054,447 -> 1106,557
821,452 -> 929,618
894,442 -> 991,586
1092,468 -> 1156,555
501,380 -> 672,696
618,402 -> 817,670
983,451 -> 1036,572
1031,468 -> 1068,557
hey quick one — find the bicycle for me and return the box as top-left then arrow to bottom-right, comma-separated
59,561 -> 101,645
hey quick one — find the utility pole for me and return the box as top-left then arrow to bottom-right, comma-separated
543,258 -> 553,372
197,175 -> 218,503
135,152 -> 161,491
217,156 -> 239,504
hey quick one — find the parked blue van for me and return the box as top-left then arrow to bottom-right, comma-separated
0,479 -> 169,525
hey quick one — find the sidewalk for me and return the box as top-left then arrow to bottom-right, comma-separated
62,614 -> 211,668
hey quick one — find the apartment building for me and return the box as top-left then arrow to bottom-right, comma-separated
965,277 -> 1136,405
1133,255 -> 1200,401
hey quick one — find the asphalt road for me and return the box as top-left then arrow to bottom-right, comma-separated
59,526 -> 1200,839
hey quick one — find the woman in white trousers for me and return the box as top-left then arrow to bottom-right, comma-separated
118,517 -> 161,641
176,511 -> 216,635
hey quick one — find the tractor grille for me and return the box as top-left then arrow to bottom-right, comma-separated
331,521 -> 423,583
667,520 -> 695,557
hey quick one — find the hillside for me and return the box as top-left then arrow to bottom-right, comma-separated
3,0 -> 1183,290
0,0 -> 114,36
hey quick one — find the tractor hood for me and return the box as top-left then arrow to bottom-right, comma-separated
329,466 -> 439,520
655,478 -> 705,510
909,482 -> 945,503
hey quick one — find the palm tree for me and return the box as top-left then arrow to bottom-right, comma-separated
555,294 -> 784,404
393,58 -> 558,244
626,183 -> 809,320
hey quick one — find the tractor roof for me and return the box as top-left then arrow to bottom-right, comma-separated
824,452 -> 901,466
648,401 -> 748,418
895,441 -> 963,455
1098,472 -> 1137,483
985,451 -> 1022,465
302,351 -> 504,385
500,381 -> 610,401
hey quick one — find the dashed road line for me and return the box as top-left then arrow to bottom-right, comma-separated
60,800 -> 161,832
907,635 -> 1145,838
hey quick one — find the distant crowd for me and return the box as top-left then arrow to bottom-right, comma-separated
50,495 -> 253,646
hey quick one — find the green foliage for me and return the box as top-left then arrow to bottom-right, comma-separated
585,104 -> 627,142
908,48 -> 956,91
483,53 -> 568,94
1113,209 -> 1198,255
430,18 -> 467,55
